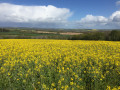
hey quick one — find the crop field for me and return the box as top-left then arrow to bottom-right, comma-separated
0,39 -> 120,90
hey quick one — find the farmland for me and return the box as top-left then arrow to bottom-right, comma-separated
0,28 -> 83,39
0,39 -> 120,90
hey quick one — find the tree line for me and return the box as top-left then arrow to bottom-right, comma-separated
0,28 -> 120,41
0,28 -> 10,32
69,30 -> 120,41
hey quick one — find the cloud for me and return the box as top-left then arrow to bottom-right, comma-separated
105,11 -> 120,28
116,1 -> 120,6
110,11 -> 120,22
80,15 -> 108,23
76,15 -> 108,28
0,3 -> 120,29
0,3 -> 72,23
76,11 -> 120,29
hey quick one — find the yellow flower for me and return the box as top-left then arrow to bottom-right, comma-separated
54,88 -> 56,90
112,87 -> 118,90
70,82 -> 74,85
106,86 -> 111,90
75,75 -> 78,79
61,77 -> 64,81
65,85 -> 68,90
118,86 -> 120,89
71,78 -> 73,81
8,72 -> 10,76
61,86 -> 64,89
79,78 -> 82,81
37,82 -> 40,84
23,80 -> 26,83
51,83 -> 55,87
62,67 -> 64,70
77,85 -> 80,88
0,39 -> 120,89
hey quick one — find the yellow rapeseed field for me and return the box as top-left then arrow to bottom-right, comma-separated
0,39 -> 120,90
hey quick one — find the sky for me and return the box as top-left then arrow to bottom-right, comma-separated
0,0 -> 120,29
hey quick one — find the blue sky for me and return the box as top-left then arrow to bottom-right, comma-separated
0,0 -> 120,29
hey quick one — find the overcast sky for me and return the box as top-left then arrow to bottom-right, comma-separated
0,0 -> 120,29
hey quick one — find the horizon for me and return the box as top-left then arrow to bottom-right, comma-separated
1,27 -> 120,30
0,0 -> 120,29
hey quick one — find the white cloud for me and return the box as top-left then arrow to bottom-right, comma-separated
0,3 -> 120,29
0,3 -> 72,23
80,15 -> 108,23
116,1 -> 120,6
105,11 -> 120,28
76,15 -> 108,28
110,11 -> 120,22
76,11 -> 120,29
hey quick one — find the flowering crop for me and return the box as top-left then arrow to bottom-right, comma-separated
0,39 -> 120,90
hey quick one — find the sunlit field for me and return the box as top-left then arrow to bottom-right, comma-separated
0,39 -> 120,90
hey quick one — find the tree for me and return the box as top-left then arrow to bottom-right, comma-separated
108,30 -> 120,41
